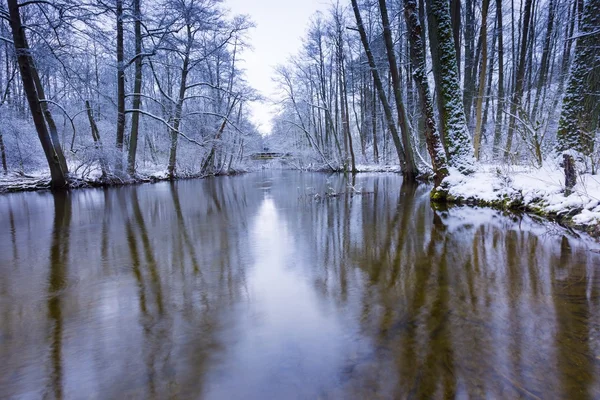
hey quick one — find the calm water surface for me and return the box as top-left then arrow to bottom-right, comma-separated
1,171 -> 599,399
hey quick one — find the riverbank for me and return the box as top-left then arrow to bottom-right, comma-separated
0,168 -> 247,193
4,162 -> 600,239
432,163 -> 600,237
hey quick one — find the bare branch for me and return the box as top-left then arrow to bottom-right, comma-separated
125,109 -> 207,147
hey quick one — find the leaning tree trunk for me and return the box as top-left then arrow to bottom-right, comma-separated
379,0 -> 418,181
30,57 -> 68,174
127,0 -> 143,175
404,0 -> 448,185
351,0 -> 407,173
7,0 -> 66,188
426,0 -> 475,173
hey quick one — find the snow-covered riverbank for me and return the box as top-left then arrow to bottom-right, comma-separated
0,168 -> 248,193
434,163 -> 600,236
4,162 -> 600,238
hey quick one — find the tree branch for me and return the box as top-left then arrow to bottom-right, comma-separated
125,108 -> 207,147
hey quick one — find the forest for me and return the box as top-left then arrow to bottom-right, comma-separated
0,0 -> 599,197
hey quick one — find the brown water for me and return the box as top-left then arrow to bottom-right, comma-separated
1,171 -> 599,399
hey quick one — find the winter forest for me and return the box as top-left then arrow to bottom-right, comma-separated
0,0 -> 598,189
3,1 -> 600,398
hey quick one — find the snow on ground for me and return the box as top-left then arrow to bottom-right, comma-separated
441,162 -> 600,230
355,164 -> 403,173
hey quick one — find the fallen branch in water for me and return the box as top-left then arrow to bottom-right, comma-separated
307,187 -> 375,200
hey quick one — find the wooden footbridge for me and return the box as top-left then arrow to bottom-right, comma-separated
250,152 -> 290,160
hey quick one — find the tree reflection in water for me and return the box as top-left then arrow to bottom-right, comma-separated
0,172 -> 598,399
274,174 -> 600,399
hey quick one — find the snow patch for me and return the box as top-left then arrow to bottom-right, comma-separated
439,162 -> 600,232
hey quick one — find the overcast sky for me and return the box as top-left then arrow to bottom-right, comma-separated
225,0 -> 331,135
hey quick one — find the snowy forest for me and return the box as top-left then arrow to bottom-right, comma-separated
271,0 -> 600,187
0,0 -> 599,194
0,0 -> 263,188
3,1 -> 600,398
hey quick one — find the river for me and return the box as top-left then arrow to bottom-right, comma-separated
1,171 -> 599,399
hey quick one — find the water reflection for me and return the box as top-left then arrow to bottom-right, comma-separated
0,172 -> 599,399
47,191 -> 71,400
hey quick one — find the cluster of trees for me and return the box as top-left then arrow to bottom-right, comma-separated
0,0 -> 262,188
270,0 -> 600,186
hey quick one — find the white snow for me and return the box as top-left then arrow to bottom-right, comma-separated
440,160 -> 600,231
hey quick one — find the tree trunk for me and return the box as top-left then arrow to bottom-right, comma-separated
563,154 -> 576,196
86,100 -> 108,177
450,0 -> 461,74
426,0 -> 475,173
492,0 -> 506,157
338,39 -> 356,173
473,0 -> 490,160
30,59 -> 68,174
7,0 -> 66,188
404,0 -> 449,185
127,0 -> 143,175
168,58 -> 189,178
379,0 -> 418,181
378,0 -> 418,180
0,128 -> 7,173
481,17 -> 496,145
372,79 -> 379,164
504,0 -> 533,161
115,0 -> 125,172
463,0 -> 476,123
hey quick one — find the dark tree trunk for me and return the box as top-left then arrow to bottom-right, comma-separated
30,58 -> 68,174
127,0 -> 143,175
115,0 -> 126,172
7,0 -> 67,188
450,0 -> 461,74
563,154 -> 576,196
531,0 -> 555,120
404,0 -> 448,185
379,0 -> 418,181
504,0 -> 534,161
492,0 -> 506,157
0,128 -> 7,173
372,78 -> 379,164
473,0 -> 490,159
463,0 -> 476,123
